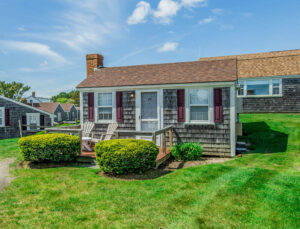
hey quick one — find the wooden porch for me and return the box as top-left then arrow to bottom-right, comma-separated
45,125 -> 174,167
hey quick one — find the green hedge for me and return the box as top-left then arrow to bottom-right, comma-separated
95,139 -> 159,174
171,142 -> 203,161
19,134 -> 80,162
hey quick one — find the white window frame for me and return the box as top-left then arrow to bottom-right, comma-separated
237,78 -> 282,97
26,113 -> 40,131
95,92 -> 116,123
185,88 -> 214,125
57,112 -> 62,122
0,107 -> 5,127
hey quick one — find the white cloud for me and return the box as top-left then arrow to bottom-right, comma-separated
40,60 -> 49,67
153,0 -> 180,24
0,40 -> 66,63
157,42 -> 178,52
19,67 -> 34,72
17,27 -> 25,31
181,0 -> 208,7
198,17 -> 214,24
241,12 -> 252,17
22,0 -> 122,51
212,8 -> 224,15
127,1 -> 151,25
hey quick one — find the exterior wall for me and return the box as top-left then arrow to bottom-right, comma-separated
53,105 -> 65,123
0,98 -> 52,139
82,91 -> 135,135
242,78 -> 300,113
163,88 -> 231,157
82,89 -> 232,157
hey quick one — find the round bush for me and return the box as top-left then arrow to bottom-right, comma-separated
19,134 -> 80,162
95,139 -> 159,174
171,142 -> 203,161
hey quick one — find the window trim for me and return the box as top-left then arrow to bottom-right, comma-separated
185,88 -> 214,124
0,107 -> 5,127
237,78 -> 282,98
95,92 -> 116,123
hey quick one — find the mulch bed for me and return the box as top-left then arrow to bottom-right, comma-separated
98,157 -> 232,180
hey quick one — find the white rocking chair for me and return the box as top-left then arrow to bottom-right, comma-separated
91,122 -> 118,143
81,122 -> 95,152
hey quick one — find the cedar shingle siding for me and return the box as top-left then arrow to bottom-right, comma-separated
242,78 -> 300,113
0,97 -> 52,139
82,89 -> 232,157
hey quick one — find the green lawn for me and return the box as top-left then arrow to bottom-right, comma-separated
0,114 -> 299,228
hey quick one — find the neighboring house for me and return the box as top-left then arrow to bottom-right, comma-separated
0,95 -> 54,139
77,54 -> 237,157
61,103 -> 78,122
36,102 -> 65,123
199,49 -> 300,113
75,107 -> 80,121
25,91 -> 51,105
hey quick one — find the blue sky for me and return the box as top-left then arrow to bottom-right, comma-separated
0,0 -> 300,97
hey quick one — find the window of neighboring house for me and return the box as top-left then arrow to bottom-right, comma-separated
189,89 -> 210,122
72,112 -> 75,120
237,79 -> 282,97
66,112 -> 69,120
98,93 -> 113,121
0,107 -> 4,127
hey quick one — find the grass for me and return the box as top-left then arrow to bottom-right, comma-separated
0,113 -> 299,228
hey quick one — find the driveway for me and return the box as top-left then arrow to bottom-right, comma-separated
0,158 -> 15,192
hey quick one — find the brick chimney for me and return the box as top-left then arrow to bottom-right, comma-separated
86,54 -> 104,78
32,91 -> 36,97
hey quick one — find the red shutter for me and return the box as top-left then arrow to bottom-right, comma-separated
214,88 -> 223,123
177,89 -> 185,122
40,114 -> 45,129
22,115 -> 27,130
88,93 -> 94,122
116,92 -> 123,123
5,109 -> 10,126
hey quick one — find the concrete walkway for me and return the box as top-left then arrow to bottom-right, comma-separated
0,158 -> 15,192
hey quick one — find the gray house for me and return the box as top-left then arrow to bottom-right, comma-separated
0,95 -> 54,139
61,103 -> 78,122
199,49 -> 300,113
77,54 -> 237,157
35,102 -> 65,123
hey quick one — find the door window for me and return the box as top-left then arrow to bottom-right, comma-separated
141,92 -> 158,131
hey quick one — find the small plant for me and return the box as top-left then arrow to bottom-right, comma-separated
19,134 -> 80,162
95,139 -> 159,175
171,142 -> 203,161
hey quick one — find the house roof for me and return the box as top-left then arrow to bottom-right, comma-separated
61,103 -> 74,112
77,59 -> 237,88
199,49 -> 300,79
0,95 -> 54,116
35,102 -> 60,113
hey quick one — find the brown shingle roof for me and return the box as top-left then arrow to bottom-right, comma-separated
61,103 -> 74,112
36,102 -> 60,113
199,49 -> 300,78
77,59 -> 237,88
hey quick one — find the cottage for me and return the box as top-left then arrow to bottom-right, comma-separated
61,103 -> 78,122
199,49 -> 300,113
36,102 -> 65,123
25,91 -> 50,105
0,95 -> 54,139
77,54 -> 237,157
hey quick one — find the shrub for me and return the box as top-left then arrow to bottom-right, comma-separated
19,134 -> 80,162
171,142 -> 203,161
95,139 -> 159,174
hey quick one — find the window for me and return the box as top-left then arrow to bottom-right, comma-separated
0,107 -> 4,127
57,112 -> 62,122
189,89 -> 209,121
237,79 -> 282,97
272,79 -> 280,95
98,93 -> 113,121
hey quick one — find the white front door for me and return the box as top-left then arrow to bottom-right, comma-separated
136,90 -> 162,143
26,113 -> 40,130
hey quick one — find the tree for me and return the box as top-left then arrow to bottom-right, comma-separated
0,81 -> 30,102
51,90 -> 80,106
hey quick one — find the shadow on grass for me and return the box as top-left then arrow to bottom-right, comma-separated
239,121 -> 288,154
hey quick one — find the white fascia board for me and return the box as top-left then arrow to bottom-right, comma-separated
77,81 -> 236,93
0,95 -> 54,117
238,74 -> 300,81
